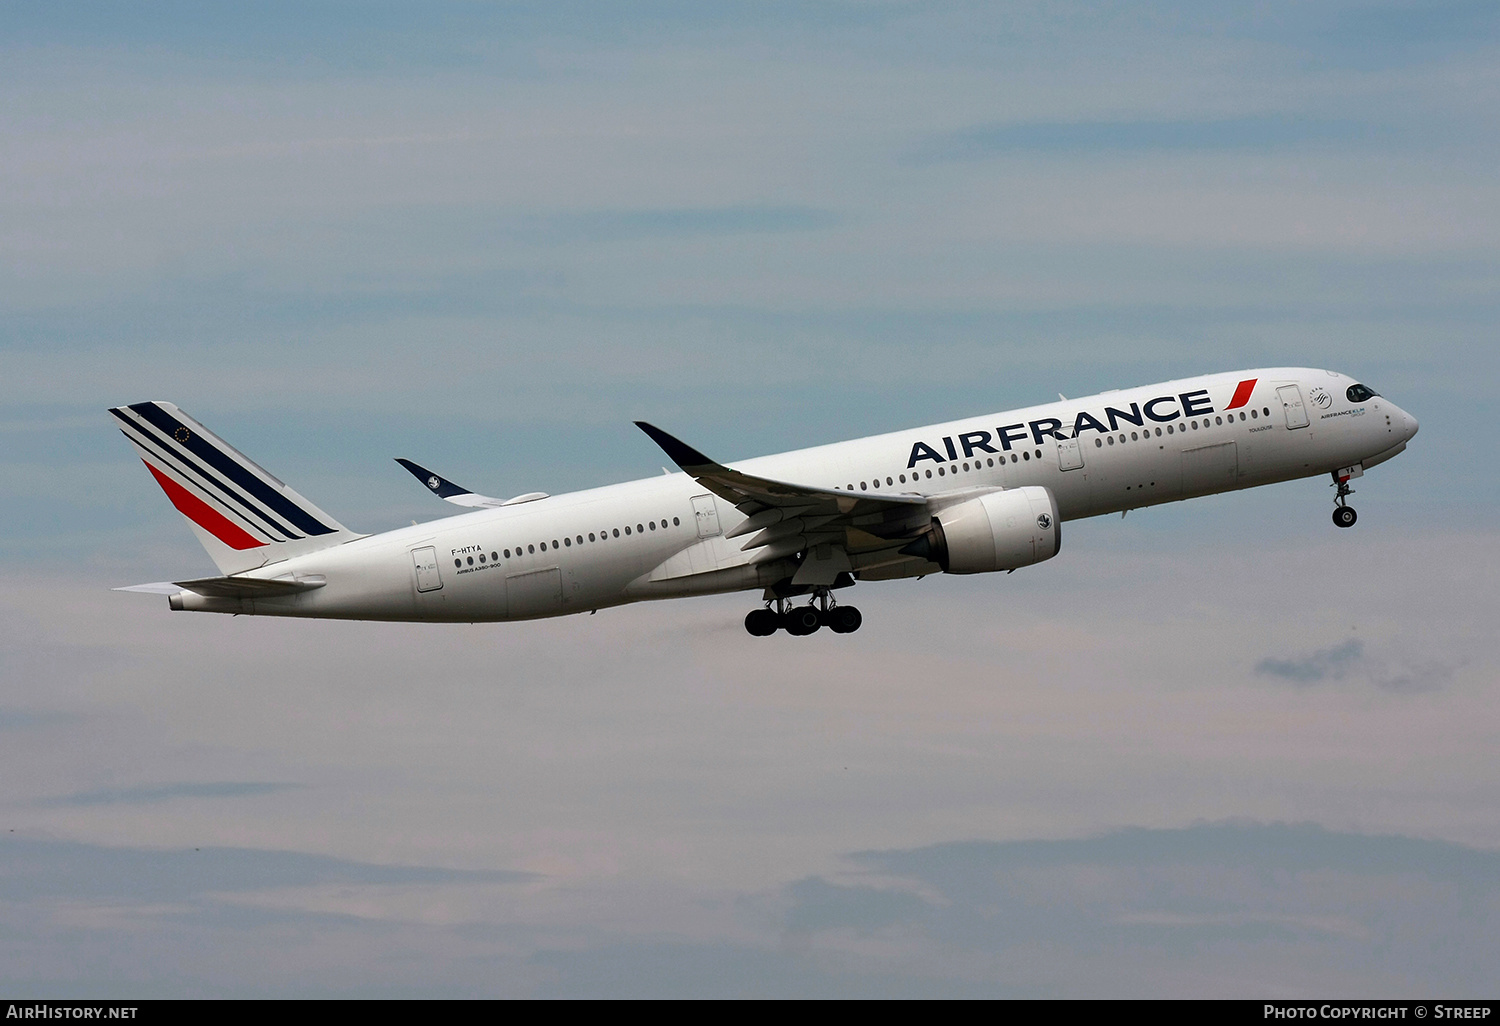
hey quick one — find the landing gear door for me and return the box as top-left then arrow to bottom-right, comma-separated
1057,436 -> 1084,471
412,546 -> 443,592
1278,384 -> 1309,429
691,494 -> 721,538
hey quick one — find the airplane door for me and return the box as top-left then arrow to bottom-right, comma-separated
411,546 -> 443,592
691,494 -> 721,538
1278,384 -> 1309,429
1057,436 -> 1084,471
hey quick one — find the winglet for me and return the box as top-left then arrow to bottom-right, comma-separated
634,422 -> 718,472
395,458 -> 473,500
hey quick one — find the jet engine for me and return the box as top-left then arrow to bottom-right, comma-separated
901,486 -> 1060,574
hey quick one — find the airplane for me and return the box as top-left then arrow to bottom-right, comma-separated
110,368 -> 1418,636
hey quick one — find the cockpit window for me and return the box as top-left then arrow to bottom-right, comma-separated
1346,383 -> 1380,403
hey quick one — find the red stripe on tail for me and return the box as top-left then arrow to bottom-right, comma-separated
143,461 -> 266,550
1226,378 -> 1258,410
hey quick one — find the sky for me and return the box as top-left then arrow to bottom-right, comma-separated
1,0 -> 1497,997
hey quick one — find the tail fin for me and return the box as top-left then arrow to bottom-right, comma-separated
109,401 -> 364,575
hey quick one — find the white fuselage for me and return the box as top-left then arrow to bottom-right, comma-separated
174,368 -> 1417,622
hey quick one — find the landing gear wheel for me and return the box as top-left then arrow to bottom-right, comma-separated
745,608 -> 780,636
783,606 -> 822,636
1330,471 -> 1358,529
825,605 -> 862,634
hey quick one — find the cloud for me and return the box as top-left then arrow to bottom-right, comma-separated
749,822 -> 1500,995
917,116 -> 1376,163
1255,639 -> 1455,692
0,707 -> 79,731
37,782 -> 302,808
0,835 -> 532,905
783,876 -> 928,934
1256,638 -> 1366,684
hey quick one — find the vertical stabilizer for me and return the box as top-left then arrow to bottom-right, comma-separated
109,401 -> 364,575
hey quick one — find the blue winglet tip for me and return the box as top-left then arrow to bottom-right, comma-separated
395,458 -> 469,499
634,422 -> 716,470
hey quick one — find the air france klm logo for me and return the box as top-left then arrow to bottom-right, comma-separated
905,380 -> 1257,468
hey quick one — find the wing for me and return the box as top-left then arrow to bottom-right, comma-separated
395,458 -> 505,508
634,422 -> 933,574
395,458 -> 551,509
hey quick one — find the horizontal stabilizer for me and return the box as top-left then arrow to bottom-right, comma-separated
173,574 -> 325,598
113,575 -> 327,598
113,582 -> 184,595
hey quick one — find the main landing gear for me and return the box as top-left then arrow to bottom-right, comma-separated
744,591 -> 862,637
1331,471 -> 1358,529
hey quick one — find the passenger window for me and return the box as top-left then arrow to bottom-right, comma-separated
887,476 -> 894,485
673,517 -> 680,526
1250,409 -> 1257,419
926,469 -> 933,478
1167,424 -> 1174,433
1107,436 -> 1114,445
1095,438 -> 1102,447
986,459 -> 993,468
578,535 -> 584,544
588,533 -> 595,542
860,481 -> 867,490
1215,416 -> 1222,425
938,467 -> 945,476
899,474 -> 906,483
636,524 -> 643,534
479,553 -> 486,563
1155,427 -> 1162,436
612,529 -> 619,538
649,521 -> 656,530
1263,407 -> 1270,416
564,537 -> 571,546
1023,451 -> 1031,460
528,544 -> 535,553
504,549 -> 511,558
1131,431 -> 1138,440
624,526 -> 631,535
454,559 -> 461,568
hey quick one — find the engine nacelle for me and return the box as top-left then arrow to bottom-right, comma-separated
902,486 -> 1060,574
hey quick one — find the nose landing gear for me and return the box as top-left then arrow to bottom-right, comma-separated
1332,471 -> 1358,528
743,591 -> 862,637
